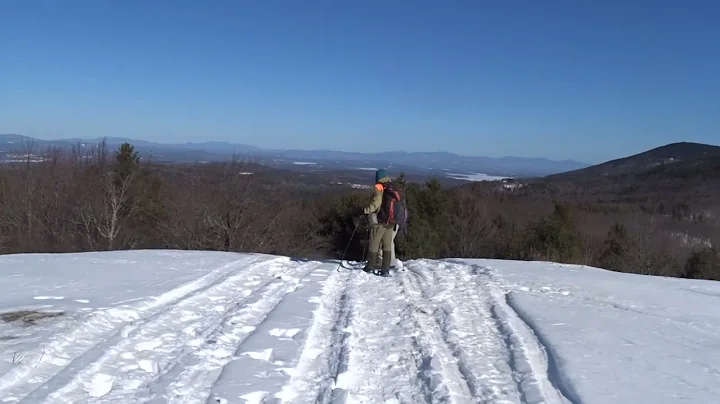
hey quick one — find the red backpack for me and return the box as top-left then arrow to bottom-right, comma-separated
377,181 -> 408,231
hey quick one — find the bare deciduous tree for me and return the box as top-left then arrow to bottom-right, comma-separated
98,170 -> 137,250
447,187 -> 496,257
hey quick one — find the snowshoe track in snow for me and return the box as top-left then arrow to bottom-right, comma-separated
154,259 -> 328,404
400,260 -> 571,404
490,289 -> 572,404
208,264 -> 355,404
0,256 -> 574,403
398,266 -> 476,403
275,266 -> 354,403
336,269 -> 421,403
457,262 -> 571,404
0,255 -> 307,402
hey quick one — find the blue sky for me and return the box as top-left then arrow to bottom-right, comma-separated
1,0 -> 718,163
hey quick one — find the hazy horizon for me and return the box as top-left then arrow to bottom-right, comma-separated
8,132 -> 720,166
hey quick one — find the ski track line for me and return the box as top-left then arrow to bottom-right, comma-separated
198,263 -> 336,404
0,255 -> 292,403
490,290 -> 575,404
425,262 -> 530,404
271,264 -> 355,404
335,268 -> 434,404
0,253 -> 274,402
460,261 -> 573,404
155,261 -> 326,404
396,265 -> 475,404
403,262 -> 524,403
41,258 -> 318,404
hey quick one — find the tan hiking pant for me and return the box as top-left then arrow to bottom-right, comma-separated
378,224 -> 398,263
368,223 -> 394,257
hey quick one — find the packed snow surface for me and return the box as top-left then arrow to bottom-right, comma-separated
0,251 -> 719,403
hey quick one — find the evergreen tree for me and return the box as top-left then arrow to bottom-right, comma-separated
522,201 -> 580,262
598,223 -> 631,272
683,248 -> 720,280
115,143 -> 140,183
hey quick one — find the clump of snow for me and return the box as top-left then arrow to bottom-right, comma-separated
667,231 -> 713,248
502,180 -> 524,189
0,251 -> 718,403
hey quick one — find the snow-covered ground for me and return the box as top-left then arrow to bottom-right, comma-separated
0,251 -> 718,403
447,173 -> 509,182
330,181 -> 372,189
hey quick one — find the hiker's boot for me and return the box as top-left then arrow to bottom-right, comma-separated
363,252 -> 378,272
380,250 -> 392,276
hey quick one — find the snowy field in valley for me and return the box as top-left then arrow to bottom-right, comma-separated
446,173 -> 509,182
0,251 -> 719,403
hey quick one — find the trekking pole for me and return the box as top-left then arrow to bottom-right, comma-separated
336,222 -> 359,272
362,224 -> 370,263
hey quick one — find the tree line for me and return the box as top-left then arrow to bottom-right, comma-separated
0,142 -> 718,281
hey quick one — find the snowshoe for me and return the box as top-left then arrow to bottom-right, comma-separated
376,269 -> 392,277
362,254 -> 380,273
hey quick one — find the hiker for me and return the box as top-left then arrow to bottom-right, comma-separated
378,198 -> 407,268
376,173 -> 408,269
362,169 -> 406,275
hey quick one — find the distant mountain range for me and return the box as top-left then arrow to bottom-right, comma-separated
0,134 -> 589,177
